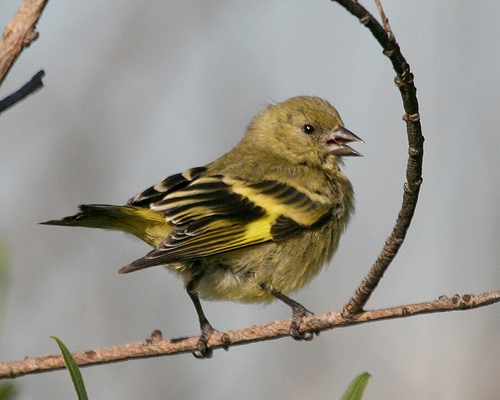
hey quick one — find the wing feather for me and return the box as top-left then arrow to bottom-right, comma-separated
121,173 -> 336,272
128,167 -> 207,207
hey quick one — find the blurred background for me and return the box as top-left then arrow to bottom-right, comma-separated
1,1 -> 499,399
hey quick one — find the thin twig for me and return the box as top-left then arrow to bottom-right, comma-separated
374,0 -> 393,37
0,0 -> 50,86
0,69 -> 44,114
332,0 -> 424,316
1,291 -> 498,379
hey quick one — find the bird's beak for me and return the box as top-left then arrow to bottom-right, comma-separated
324,126 -> 363,156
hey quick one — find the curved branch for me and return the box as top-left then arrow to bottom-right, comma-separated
1,291 -> 498,378
331,0 -> 424,315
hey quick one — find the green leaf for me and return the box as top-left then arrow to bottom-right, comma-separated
51,336 -> 88,400
0,382 -> 17,400
341,372 -> 371,400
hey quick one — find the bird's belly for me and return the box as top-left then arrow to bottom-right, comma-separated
180,222 -> 341,304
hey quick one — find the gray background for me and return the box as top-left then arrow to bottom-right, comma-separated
1,1 -> 499,399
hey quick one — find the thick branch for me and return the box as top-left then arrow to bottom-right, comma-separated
332,0 -> 424,315
0,0 -> 49,86
1,291 -> 498,379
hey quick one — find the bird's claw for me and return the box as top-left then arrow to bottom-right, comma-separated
290,306 -> 319,341
192,336 -> 213,359
191,323 -> 217,359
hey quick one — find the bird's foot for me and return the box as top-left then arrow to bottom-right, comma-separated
192,322 -> 216,359
290,305 -> 319,341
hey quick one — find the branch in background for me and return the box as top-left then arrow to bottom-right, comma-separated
0,0 -> 49,113
0,69 -> 44,114
1,291 -> 499,378
332,0 -> 424,316
0,0 -> 49,86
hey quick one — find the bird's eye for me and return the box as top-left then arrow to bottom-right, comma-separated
302,124 -> 315,134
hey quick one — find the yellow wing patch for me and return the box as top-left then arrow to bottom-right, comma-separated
225,177 -> 332,226
123,173 -> 334,271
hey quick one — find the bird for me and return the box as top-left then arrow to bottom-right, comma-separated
42,96 -> 362,357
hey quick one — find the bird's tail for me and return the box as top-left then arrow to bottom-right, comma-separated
41,204 -> 170,247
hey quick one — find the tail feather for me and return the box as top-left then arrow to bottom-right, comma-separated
41,204 -> 122,229
41,204 -> 171,247
118,258 -> 154,274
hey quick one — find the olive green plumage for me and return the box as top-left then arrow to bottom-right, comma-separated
43,96 -> 362,353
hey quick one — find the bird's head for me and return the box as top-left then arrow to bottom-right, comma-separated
245,96 -> 363,168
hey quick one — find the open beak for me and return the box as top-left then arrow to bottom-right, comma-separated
324,126 -> 363,156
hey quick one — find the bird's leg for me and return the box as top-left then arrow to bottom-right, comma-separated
260,283 -> 317,340
186,280 -> 216,358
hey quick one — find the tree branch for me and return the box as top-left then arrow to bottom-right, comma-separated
374,0 -> 392,36
331,0 -> 424,316
0,0 -> 49,86
1,291 -> 498,379
0,69 -> 44,114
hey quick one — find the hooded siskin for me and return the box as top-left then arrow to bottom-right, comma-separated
42,96 -> 362,352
